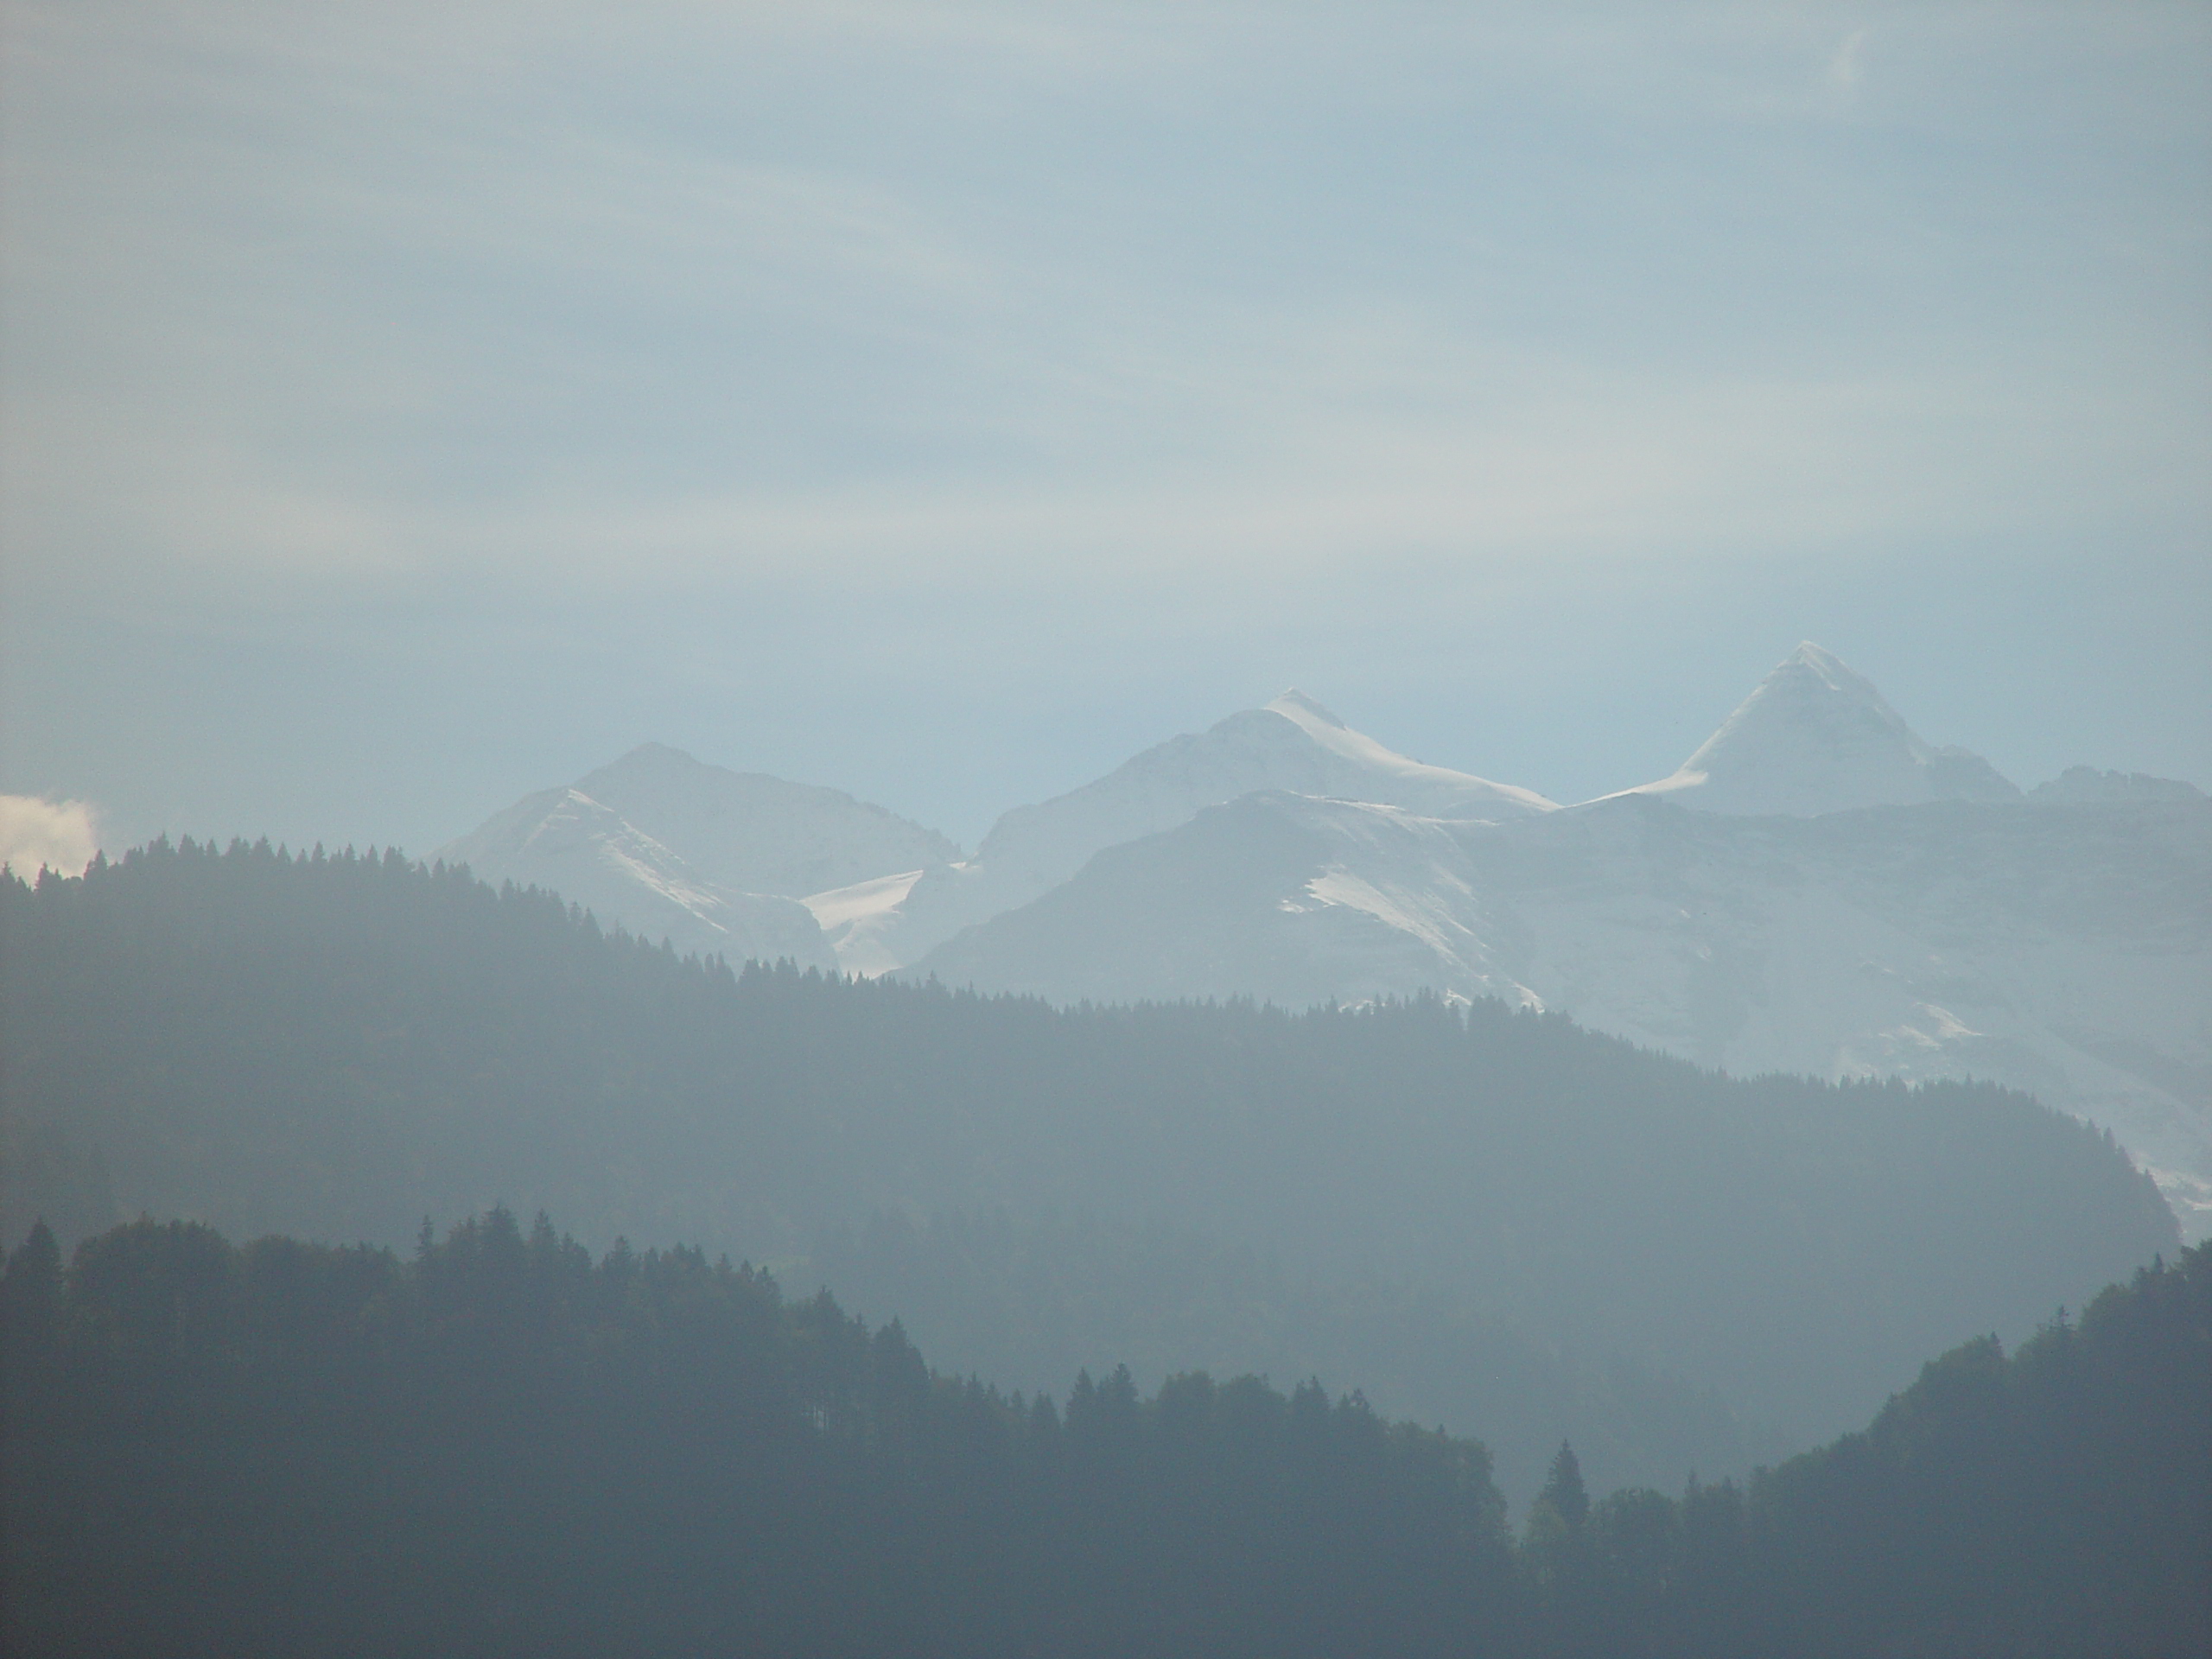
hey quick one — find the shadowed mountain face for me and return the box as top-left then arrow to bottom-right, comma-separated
564,743 -> 962,897
862,690 -> 1554,969
978,690 -> 1553,887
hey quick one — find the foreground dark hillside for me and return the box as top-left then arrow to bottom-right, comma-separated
3,1216 -> 2204,1657
1,1211 -> 1516,1658
1516,1240 -> 2212,1656
1729,1241 -> 2211,1656
0,840 -> 2176,1479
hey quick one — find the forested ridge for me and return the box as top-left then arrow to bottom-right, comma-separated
0,837 -> 2176,1500
809,1207 -> 1750,1503
3,1211 -> 2205,1656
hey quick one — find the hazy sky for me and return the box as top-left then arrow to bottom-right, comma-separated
4,2 -> 2208,854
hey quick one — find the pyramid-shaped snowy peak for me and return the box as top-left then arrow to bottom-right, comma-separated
1614,644 -> 2018,817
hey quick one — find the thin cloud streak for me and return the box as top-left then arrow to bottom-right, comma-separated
10,340 -> 2199,602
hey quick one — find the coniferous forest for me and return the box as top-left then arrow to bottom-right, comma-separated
3,1210 -> 2205,1656
0,840 -> 2176,1498
3,841 -> 2206,1654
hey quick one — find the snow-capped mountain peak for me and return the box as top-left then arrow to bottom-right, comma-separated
1682,641 -> 1916,771
1614,642 -> 2019,817
428,666 -> 2208,1231
851,691 -> 1557,973
1262,690 -> 1558,815
569,743 -> 961,897
1266,688 -> 1350,729
435,785 -> 834,969
1772,641 -> 1887,701
435,747 -> 968,972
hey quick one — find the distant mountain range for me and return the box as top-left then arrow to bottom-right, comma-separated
435,743 -> 957,970
436,645 -> 2212,1235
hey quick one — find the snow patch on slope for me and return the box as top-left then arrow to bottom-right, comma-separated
804,868 -> 930,978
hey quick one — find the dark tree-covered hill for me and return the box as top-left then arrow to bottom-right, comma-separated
3,1213 -> 2204,1657
0,838 -> 2176,1480
0,1209 -> 1516,1657
807,1205 -> 1752,1506
1523,1239 -> 2212,1656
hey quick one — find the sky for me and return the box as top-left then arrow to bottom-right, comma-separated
3,1 -> 2208,857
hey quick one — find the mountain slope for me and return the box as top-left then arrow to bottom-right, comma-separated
912,791 -> 2212,1234
429,785 -> 832,967
1615,643 -> 2020,817
2,1211 -> 1521,1659
566,742 -> 961,896
1728,1241 -> 2212,1656
435,744 -> 961,967
914,793 -> 1498,1010
866,691 -> 1553,969
0,838 -> 2175,1470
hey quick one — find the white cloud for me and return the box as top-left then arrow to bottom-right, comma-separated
0,796 -> 100,879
